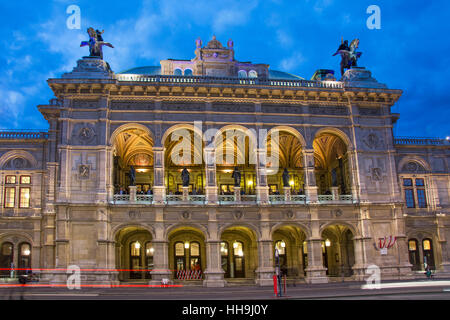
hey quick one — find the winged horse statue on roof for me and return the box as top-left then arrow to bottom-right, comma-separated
332,38 -> 362,76
80,27 -> 114,60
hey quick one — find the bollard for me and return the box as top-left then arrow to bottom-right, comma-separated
273,275 -> 278,297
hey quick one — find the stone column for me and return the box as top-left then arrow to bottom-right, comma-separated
182,186 -> 189,202
149,216 -> 171,284
284,187 -> 291,202
437,213 -> 450,272
234,187 -> 241,202
255,221 -> 275,286
203,213 -> 226,287
96,207 -> 118,285
331,186 -> 339,200
392,205 -> 414,279
152,147 -> 166,204
129,186 -> 137,203
255,148 -> 269,204
50,206 -> 70,284
302,149 -> 318,203
305,207 -> 328,283
347,150 -> 361,202
204,148 -> 218,204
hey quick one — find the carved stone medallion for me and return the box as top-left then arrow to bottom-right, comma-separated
371,167 -> 382,181
79,165 -> 90,179
233,210 -> 243,220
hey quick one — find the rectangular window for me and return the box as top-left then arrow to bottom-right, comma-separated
403,178 -> 413,187
415,178 -> 424,187
404,189 -> 415,208
19,188 -> 30,208
4,188 -> 15,208
20,176 -> 31,184
6,176 -> 16,184
416,189 -> 427,208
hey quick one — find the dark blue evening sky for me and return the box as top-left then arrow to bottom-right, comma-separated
0,0 -> 449,138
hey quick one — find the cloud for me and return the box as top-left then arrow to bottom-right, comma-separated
279,52 -> 305,72
0,88 -> 26,128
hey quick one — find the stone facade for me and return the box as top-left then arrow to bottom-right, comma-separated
0,37 -> 449,287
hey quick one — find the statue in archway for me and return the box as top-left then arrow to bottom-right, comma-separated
282,168 -> 290,187
80,27 -> 114,60
232,167 -> 241,187
129,165 -> 136,186
181,168 -> 190,187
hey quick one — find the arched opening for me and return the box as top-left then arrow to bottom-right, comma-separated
248,70 -> 258,78
408,239 -> 421,271
184,69 -> 193,76
0,242 -> 13,276
272,225 -> 308,279
220,226 -> 258,279
115,227 -> 153,281
112,126 -> 154,197
164,127 -> 205,198
18,242 -> 31,275
174,68 -> 182,76
313,132 -> 351,197
266,129 -> 304,196
321,225 -> 355,277
238,70 -> 248,78
423,238 -> 435,270
168,227 -> 206,281
215,128 -> 257,200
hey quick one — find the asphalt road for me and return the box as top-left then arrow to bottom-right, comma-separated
1,280 -> 450,300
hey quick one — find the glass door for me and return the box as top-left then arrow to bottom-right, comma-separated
233,241 -> 245,278
221,242 -> 230,278
130,241 -> 142,279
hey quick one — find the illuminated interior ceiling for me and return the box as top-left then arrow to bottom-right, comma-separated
113,128 -> 154,167
215,131 -> 254,167
267,131 -> 303,169
164,130 -> 204,167
313,134 -> 347,169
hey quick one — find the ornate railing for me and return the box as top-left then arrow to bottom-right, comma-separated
113,194 -> 130,203
166,195 -> 183,203
269,195 -> 285,203
189,195 -> 206,204
218,195 -> 235,203
339,195 -> 353,202
136,195 -> 153,203
241,195 -> 257,202
116,74 -> 343,89
318,195 -> 334,202
0,130 -> 49,140
394,137 -> 449,146
291,195 -> 307,203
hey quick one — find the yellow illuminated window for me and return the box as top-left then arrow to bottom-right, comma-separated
130,241 -> 141,256
275,240 -> 286,255
190,242 -> 200,257
6,176 -> 16,184
20,176 -> 31,184
303,241 -> 308,254
423,240 -> 431,251
4,188 -> 15,208
19,188 -> 31,208
408,240 -> 417,251
175,242 -> 185,256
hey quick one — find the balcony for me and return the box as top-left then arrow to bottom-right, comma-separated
394,137 -> 450,146
111,193 -> 353,205
116,74 -> 343,89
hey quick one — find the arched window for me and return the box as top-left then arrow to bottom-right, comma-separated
408,239 -> 420,271
232,241 -> 245,278
248,70 -> 258,78
0,242 -> 13,276
423,238 -> 435,269
145,242 -> 153,279
175,242 -> 186,272
18,242 -> 31,275
174,68 -> 182,76
220,241 -> 229,277
130,241 -> 142,279
184,69 -> 193,76
189,241 -> 201,270
238,70 -> 247,78
275,240 -> 287,275
302,241 -> 308,276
